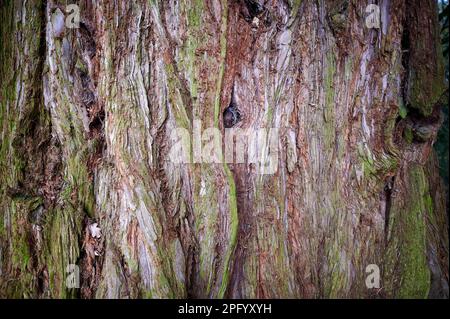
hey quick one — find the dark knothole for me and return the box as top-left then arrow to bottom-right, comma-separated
244,0 -> 265,18
223,102 -> 241,128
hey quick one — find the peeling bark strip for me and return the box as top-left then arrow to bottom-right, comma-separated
0,0 -> 448,299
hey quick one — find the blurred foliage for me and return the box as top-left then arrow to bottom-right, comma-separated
435,0 -> 449,188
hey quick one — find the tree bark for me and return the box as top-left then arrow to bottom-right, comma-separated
0,0 -> 448,298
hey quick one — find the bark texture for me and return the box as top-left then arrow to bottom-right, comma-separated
0,0 -> 448,298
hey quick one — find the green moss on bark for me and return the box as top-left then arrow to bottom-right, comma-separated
384,165 -> 431,298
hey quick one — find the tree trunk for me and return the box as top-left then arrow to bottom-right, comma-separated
0,0 -> 448,299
